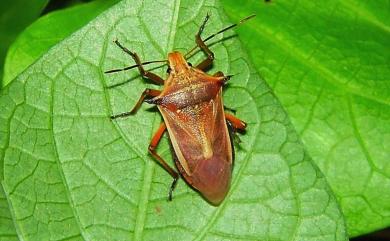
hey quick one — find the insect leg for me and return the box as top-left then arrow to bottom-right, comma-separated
213,71 -> 232,84
149,123 -> 180,201
213,71 -> 224,77
195,14 -> 215,70
226,113 -> 246,147
225,113 -> 247,132
114,40 -> 165,85
110,89 -> 161,119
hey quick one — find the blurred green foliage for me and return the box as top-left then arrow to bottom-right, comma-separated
2,0 -> 120,86
0,0 -> 49,86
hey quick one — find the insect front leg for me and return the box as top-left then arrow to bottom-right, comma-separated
110,89 -> 161,119
195,14 -> 215,70
149,123 -> 180,201
113,40 -> 165,85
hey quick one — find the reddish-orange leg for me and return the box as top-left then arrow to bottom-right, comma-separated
110,89 -> 161,119
213,70 -> 246,147
225,113 -> 246,160
225,113 -> 247,132
149,123 -> 179,201
212,72 -> 245,131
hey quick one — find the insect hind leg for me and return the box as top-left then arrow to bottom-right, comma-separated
225,113 -> 247,132
148,123 -> 180,201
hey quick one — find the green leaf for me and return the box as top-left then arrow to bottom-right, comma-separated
221,0 -> 390,237
2,0 -> 120,88
0,185 -> 18,241
0,0 -> 49,87
0,0 -> 347,240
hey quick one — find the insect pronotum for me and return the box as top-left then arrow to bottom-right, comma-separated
106,14 -> 254,205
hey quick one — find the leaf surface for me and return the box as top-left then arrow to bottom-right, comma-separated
0,0 -> 347,240
0,185 -> 18,240
221,0 -> 390,237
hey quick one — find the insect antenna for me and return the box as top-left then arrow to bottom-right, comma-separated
184,14 -> 256,59
104,60 -> 167,74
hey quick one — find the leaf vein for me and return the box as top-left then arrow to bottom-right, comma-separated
246,22 -> 389,105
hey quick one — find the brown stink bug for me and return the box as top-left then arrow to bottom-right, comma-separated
106,14 -> 254,205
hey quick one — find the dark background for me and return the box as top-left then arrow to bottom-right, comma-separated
352,228 -> 390,241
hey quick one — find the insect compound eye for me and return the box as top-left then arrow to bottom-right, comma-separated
187,62 -> 193,67
166,66 -> 171,73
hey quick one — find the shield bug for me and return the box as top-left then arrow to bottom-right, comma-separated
106,14 -> 254,205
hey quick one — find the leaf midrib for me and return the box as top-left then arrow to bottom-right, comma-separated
132,0 -> 181,240
340,0 -> 390,33
97,20 -> 149,238
51,72 -> 86,240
